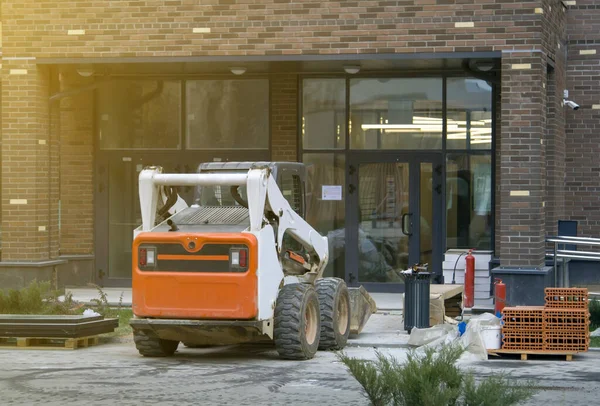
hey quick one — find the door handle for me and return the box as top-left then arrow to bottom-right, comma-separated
401,213 -> 413,236
349,165 -> 356,175
435,184 -> 442,195
348,184 -> 356,194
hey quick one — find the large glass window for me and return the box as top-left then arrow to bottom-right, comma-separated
302,79 -> 346,149
97,80 -> 182,149
301,75 -> 495,263
447,78 -> 493,150
303,154 -> 346,279
446,154 -> 492,250
350,78 -> 443,150
186,79 -> 269,149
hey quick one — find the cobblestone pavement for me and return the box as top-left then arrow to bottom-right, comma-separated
1,339 -> 599,405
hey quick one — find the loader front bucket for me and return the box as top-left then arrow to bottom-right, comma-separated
348,286 -> 377,336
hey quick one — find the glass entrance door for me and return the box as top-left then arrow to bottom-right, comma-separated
95,154 -> 198,287
346,154 -> 443,292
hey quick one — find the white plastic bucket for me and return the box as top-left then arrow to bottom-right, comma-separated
480,325 -> 502,350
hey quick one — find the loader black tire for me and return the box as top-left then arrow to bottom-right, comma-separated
316,277 -> 351,350
274,283 -> 321,360
133,329 -> 179,357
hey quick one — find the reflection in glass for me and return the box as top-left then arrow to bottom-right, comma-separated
446,154 -> 492,250
350,78 -> 443,150
358,163 -> 410,282
108,159 -> 135,278
302,79 -> 346,149
97,80 -> 181,149
446,78 -> 493,150
420,163 -> 433,266
186,80 -> 269,149
303,154 -> 346,279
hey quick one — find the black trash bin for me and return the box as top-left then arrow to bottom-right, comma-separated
402,271 -> 432,333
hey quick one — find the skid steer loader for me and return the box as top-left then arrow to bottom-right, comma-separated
129,162 -> 376,360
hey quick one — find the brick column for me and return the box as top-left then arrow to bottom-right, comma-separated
1,61 -> 58,261
499,52 -> 547,267
271,75 -> 298,162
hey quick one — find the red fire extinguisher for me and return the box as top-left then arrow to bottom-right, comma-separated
464,249 -> 475,308
494,278 -> 506,314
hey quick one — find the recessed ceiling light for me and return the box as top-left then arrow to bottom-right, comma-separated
229,67 -> 247,75
343,65 -> 361,74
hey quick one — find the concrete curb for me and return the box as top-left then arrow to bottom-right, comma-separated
346,342 -> 411,349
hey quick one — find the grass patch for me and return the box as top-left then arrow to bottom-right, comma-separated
591,337 -> 600,348
339,344 -> 536,406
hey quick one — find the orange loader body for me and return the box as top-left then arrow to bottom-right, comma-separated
132,232 -> 259,320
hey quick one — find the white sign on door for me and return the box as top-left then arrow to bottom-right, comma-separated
322,185 -> 343,201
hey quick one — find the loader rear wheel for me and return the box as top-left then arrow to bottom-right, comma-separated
274,283 -> 321,360
316,277 -> 350,350
133,329 -> 179,357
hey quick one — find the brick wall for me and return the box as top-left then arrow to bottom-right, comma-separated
1,62 -> 57,261
0,0 -> 571,267
271,75 -> 298,162
565,0 -> 600,239
2,1 -> 547,59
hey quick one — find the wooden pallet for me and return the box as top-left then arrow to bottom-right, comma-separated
487,349 -> 580,361
0,336 -> 100,350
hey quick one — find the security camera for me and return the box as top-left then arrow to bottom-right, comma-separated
564,100 -> 580,110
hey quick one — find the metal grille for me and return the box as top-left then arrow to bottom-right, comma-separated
170,206 -> 249,225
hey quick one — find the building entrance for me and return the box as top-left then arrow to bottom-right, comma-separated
344,153 -> 443,292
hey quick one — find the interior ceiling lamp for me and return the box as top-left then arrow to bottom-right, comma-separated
229,67 -> 247,75
469,59 -> 495,72
343,65 -> 361,74
76,64 -> 95,77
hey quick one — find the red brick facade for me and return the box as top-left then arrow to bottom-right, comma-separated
0,1 -> 597,284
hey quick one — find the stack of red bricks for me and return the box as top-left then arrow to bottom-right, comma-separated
501,288 -> 590,353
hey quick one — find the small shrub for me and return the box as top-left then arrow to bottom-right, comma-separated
88,284 -> 124,319
338,344 -> 536,406
589,299 -> 600,330
0,280 -> 79,315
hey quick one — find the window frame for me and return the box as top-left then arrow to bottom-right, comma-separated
298,71 -> 497,255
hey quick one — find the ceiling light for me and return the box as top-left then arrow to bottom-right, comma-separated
229,67 -> 247,75
76,64 -> 95,77
470,59 -> 495,72
343,65 -> 360,74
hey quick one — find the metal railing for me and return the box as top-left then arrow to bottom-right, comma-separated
546,235 -> 600,287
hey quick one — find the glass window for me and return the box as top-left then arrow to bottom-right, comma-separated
97,80 -> 181,150
349,78 -> 443,150
302,79 -> 346,149
280,173 -> 303,215
303,153 -> 346,279
446,154 -> 492,250
186,79 -> 269,149
447,78 -> 493,150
